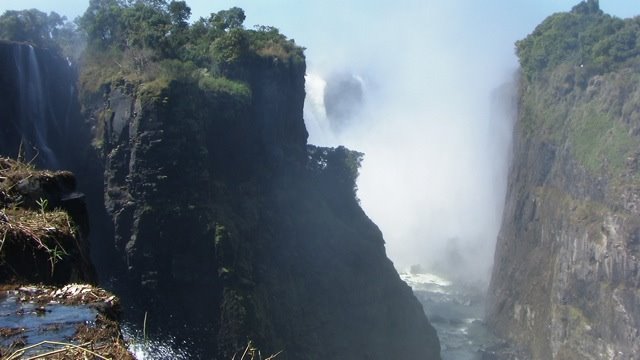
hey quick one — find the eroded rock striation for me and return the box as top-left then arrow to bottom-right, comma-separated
487,2 -> 640,359
0,11 -> 441,358
70,11 -> 441,360
84,52 -> 440,359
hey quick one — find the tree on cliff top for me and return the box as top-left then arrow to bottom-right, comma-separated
516,1 -> 640,81
210,7 -> 245,32
0,9 -> 65,47
0,9 -> 87,61
76,0 -> 304,97
571,0 -> 602,15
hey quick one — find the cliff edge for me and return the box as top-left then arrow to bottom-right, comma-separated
487,1 -> 640,358
74,3 -> 440,359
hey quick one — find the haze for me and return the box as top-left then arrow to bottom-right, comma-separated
1,0 -> 638,284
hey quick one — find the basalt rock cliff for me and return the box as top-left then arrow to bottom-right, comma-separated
487,2 -> 640,359
0,12 -> 441,360
84,52 -> 440,360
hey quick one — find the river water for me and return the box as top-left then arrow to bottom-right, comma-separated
124,271 -> 501,359
400,271 -> 500,360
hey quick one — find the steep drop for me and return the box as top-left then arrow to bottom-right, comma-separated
487,3 -> 640,358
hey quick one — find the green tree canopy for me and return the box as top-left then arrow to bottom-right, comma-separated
516,0 -> 640,81
168,1 -> 190,30
210,7 -> 245,31
0,9 -> 65,47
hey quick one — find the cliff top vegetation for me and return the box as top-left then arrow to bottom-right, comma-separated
77,0 -> 304,98
517,0 -> 640,81
0,1 -> 305,100
517,0 -> 640,180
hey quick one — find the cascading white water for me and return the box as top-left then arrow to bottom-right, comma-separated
304,74 -> 336,146
14,45 -> 58,167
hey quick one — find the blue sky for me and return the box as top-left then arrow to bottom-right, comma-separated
0,1 -> 637,67
0,1 -> 636,79
1,0 -> 638,276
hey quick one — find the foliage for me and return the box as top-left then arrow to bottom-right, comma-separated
211,28 -> 250,73
516,0 -> 640,81
73,0 -> 304,101
0,158 -> 75,276
249,25 -> 305,64
197,73 -> 251,100
210,7 -> 245,32
307,145 -> 364,198
0,9 -> 88,62
0,9 -> 64,46
167,0 -> 190,30
569,104 -> 639,174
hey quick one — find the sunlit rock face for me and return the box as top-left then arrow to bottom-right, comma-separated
487,5 -> 640,358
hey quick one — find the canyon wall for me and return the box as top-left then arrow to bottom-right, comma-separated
487,2 -> 640,358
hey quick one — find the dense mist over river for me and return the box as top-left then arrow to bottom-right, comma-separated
289,0 -> 637,283
302,4 -> 522,284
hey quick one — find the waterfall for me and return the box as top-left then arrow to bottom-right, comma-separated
304,73 -> 336,145
303,72 -> 367,147
13,44 -> 58,168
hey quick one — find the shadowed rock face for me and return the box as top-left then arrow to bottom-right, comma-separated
487,40 -> 640,360
82,54 -> 441,358
0,36 -> 442,360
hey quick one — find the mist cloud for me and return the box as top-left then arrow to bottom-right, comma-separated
303,1 -> 521,285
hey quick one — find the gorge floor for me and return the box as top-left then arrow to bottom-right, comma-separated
401,271 -> 499,360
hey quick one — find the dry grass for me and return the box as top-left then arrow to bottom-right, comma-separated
3,338 -> 134,360
0,206 -> 75,277
0,157 -> 78,278
0,286 -> 132,360
233,341 -> 282,360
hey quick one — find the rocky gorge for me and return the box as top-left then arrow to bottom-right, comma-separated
0,3 -> 441,358
5,1 -> 640,359
487,1 -> 640,358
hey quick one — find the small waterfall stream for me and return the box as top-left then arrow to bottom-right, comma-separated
12,44 -> 59,167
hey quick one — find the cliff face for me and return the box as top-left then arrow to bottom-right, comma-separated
0,20 -> 441,359
487,4 -> 640,359
85,51 -> 440,358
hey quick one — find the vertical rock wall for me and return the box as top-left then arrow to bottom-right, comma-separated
86,54 -> 441,359
487,64 -> 640,359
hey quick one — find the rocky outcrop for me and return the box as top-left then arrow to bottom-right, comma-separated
0,157 -> 94,284
487,4 -> 640,359
0,26 -> 441,360
84,49 -> 440,358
